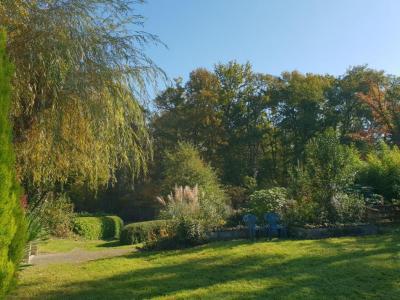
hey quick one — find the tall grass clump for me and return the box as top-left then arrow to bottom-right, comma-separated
157,185 -> 228,247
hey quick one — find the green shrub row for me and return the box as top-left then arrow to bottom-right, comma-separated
72,216 -> 123,240
120,220 -> 170,245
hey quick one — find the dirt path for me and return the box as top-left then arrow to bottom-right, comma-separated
30,247 -> 134,266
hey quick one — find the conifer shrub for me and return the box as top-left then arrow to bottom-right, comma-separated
0,30 -> 27,297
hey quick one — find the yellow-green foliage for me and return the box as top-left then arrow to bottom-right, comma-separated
163,142 -> 228,210
161,143 -> 230,244
0,30 -> 27,298
72,216 -> 123,240
358,143 -> 400,200
0,1 -> 160,193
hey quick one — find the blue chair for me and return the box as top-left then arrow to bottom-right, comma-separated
243,214 -> 257,240
264,212 -> 287,240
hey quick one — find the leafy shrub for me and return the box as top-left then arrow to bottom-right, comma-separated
0,30 -> 27,297
120,220 -> 170,245
73,215 -> 123,240
357,143 -> 400,202
291,129 -> 361,223
40,193 -> 75,237
248,187 -> 289,220
333,193 -> 366,223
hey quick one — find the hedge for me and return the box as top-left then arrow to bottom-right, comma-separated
72,216 -> 123,240
120,220 -> 170,245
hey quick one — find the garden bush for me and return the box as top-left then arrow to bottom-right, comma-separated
291,129 -> 361,223
248,187 -> 289,221
333,193 -> 366,223
73,215 -> 123,240
357,143 -> 400,202
120,220 -> 170,245
0,30 -> 27,298
39,193 -> 75,237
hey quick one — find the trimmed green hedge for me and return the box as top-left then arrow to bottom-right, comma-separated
120,220 -> 170,245
73,216 -> 123,240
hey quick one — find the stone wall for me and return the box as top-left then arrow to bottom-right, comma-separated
209,223 -> 381,241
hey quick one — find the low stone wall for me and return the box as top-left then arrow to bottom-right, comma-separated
287,224 -> 378,239
209,223 -> 380,241
208,226 -> 265,240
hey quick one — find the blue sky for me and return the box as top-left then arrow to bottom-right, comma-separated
138,0 -> 400,86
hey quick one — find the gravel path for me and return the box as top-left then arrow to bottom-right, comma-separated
30,247 -> 134,266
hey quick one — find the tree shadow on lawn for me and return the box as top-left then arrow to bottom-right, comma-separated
95,240 -> 125,248
27,236 -> 400,299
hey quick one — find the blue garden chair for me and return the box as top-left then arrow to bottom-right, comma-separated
243,214 -> 257,240
264,212 -> 287,240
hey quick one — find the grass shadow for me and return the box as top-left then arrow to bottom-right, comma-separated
17,234 -> 400,299
95,240 -> 124,248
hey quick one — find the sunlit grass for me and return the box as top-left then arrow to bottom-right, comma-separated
37,238 -> 132,254
11,233 -> 400,299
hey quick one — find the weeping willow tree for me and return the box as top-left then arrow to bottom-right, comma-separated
0,0 -> 164,195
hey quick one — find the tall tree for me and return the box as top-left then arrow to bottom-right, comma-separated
0,0 -> 163,195
153,62 -> 273,186
357,77 -> 400,146
215,62 -> 272,184
269,71 -> 334,166
153,70 -> 223,166
325,66 -> 387,147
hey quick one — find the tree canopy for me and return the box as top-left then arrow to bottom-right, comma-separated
0,0 -> 164,194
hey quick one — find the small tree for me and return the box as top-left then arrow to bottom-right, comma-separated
296,129 -> 361,223
0,30 -> 27,297
162,142 -> 228,211
159,143 -> 229,245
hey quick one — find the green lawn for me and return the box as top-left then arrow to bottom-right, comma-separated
37,238 -> 133,254
10,233 -> 400,299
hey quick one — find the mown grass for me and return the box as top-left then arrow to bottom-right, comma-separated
37,238 -> 133,254
11,233 -> 400,299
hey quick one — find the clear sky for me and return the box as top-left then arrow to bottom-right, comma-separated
138,0 -> 400,85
